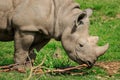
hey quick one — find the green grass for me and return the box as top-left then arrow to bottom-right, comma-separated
0,0 -> 120,80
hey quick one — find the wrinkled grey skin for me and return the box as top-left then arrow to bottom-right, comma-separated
0,0 -> 109,69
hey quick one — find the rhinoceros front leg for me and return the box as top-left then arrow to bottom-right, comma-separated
27,38 -> 50,66
14,29 -> 35,71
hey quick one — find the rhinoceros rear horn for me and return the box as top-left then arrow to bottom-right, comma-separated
96,43 -> 109,57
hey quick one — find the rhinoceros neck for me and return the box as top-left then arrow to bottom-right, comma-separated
52,0 -> 81,41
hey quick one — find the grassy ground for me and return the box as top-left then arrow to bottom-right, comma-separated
0,0 -> 120,80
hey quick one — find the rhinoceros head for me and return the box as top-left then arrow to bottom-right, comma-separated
62,9 -> 109,67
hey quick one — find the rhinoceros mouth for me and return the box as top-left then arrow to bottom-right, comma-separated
85,61 -> 94,68
75,50 -> 94,68
76,58 -> 94,68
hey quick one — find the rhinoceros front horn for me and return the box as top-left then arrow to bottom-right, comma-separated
96,43 -> 109,57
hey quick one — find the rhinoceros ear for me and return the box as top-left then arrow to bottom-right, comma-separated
71,9 -> 93,33
75,8 -> 92,26
84,8 -> 93,17
75,12 -> 87,27
71,12 -> 87,33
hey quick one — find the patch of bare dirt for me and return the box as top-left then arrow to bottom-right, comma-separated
95,61 -> 120,76
101,13 -> 120,21
101,15 -> 114,21
116,13 -> 120,18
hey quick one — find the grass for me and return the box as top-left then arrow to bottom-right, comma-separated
0,0 -> 120,80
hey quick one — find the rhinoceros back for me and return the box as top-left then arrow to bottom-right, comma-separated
0,0 -> 81,41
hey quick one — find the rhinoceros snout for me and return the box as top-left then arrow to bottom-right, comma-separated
78,58 -> 96,68
85,59 -> 96,68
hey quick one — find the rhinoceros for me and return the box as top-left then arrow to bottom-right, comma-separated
0,0 -> 109,70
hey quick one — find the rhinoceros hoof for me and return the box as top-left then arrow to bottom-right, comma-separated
12,65 -> 26,73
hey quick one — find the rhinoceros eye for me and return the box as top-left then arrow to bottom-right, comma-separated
79,44 -> 84,47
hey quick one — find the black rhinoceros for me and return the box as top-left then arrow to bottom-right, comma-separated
0,0 -> 109,71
